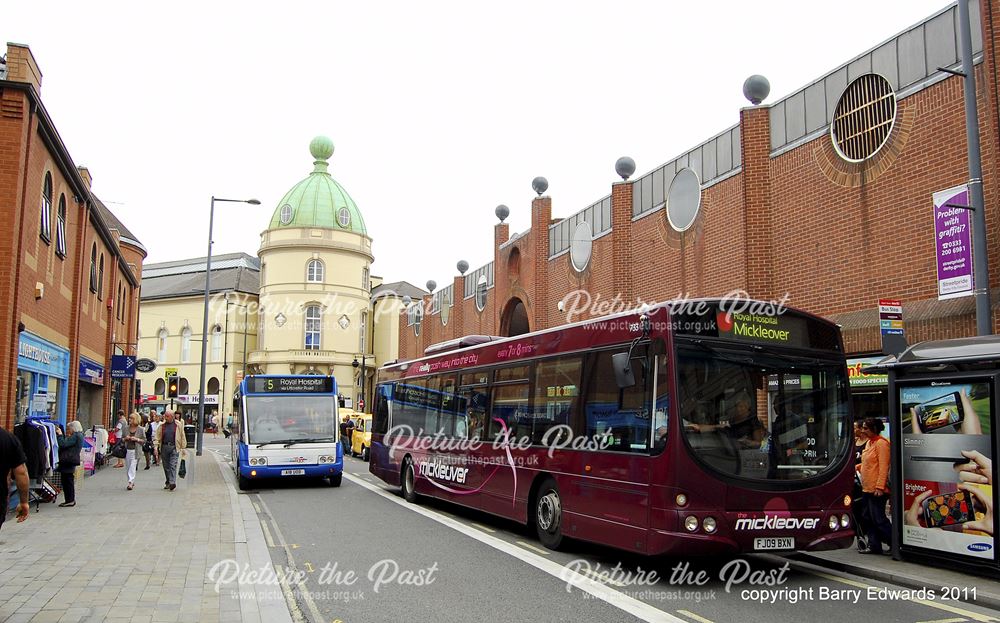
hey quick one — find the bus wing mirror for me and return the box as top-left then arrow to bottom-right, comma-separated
612,352 -> 636,389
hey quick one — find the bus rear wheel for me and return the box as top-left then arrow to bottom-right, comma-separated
328,473 -> 342,487
401,458 -> 418,503
534,478 -> 565,550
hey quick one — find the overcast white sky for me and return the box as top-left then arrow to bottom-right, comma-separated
6,0 -> 949,289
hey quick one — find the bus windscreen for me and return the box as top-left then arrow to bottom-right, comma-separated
245,396 -> 338,445
677,346 -> 849,482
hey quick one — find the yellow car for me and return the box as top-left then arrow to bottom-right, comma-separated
350,414 -> 372,461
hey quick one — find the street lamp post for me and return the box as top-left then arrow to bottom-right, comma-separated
352,355 -> 368,412
197,196 -> 259,458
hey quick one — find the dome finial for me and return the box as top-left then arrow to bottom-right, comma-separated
309,136 -> 335,174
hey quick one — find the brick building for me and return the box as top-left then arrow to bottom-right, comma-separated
0,43 -> 145,430
398,1 -> 1000,417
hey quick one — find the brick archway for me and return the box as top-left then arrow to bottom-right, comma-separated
500,297 -> 530,337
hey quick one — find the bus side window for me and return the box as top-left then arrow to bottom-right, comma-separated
373,383 -> 392,434
583,348 -> 650,453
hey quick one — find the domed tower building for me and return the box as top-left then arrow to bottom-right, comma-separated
249,137 -> 374,401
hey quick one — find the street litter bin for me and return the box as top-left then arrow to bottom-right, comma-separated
184,424 -> 196,446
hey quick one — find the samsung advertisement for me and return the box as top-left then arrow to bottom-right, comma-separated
898,379 -> 996,560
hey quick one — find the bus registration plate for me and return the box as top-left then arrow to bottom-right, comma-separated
280,469 -> 306,476
754,537 -> 794,551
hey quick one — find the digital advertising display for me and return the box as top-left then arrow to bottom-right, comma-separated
898,379 -> 996,560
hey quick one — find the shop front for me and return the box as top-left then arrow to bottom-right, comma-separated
870,336 -> 1000,575
77,356 -> 105,430
17,332 -> 70,426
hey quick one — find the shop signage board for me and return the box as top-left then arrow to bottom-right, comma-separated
81,436 -> 96,472
111,355 -> 136,379
135,358 -> 157,373
933,185 -> 974,300
164,367 -> 178,380
847,357 -> 889,387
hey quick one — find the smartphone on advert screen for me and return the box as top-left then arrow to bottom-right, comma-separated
921,490 -> 980,528
914,392 -> 964,432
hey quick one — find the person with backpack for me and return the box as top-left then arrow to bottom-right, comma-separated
858,417 -> 892,554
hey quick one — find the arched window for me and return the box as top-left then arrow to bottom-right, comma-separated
40,173 -> 52,243
207,377 -> 220,395
475,275 -> 488,312
181,326 -> 192,363
362,267 -> 370,291
359,311 -> 368,352
154,378 -> 165,396
307,259 -> 324,283
89,244 -> 98,292
304,305 -> 321,350
157,328 -> 168,362
55,195 -> 67,257
98,254 -> 105,300
211,325 -> 223,361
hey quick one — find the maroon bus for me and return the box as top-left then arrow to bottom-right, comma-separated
369,298 -> 856,555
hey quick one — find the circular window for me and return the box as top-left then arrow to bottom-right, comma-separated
666,168 -> 701,232
279,204 -> 293,225
475,275 -> 488,312
570,222 -> 593,272
831,74 -> 897,162
337,207 -> 351,228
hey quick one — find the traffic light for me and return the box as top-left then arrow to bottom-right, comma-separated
167,376 -> 179,398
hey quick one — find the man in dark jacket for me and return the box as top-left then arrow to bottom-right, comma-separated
1,426 -> 29,529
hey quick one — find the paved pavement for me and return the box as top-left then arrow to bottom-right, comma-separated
0,437 -> 291,623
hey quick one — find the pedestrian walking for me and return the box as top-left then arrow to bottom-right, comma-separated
141,414 -> 154,470
0,425 -> 29,529
123,412 -> 146,490
211,411 -> 219,438
55,421 -> 84,507
340,414 -> 355,456
113,410 -> 127,468
155,410 -> 187,491
149,414 -> 161,466
858,417 -> 892,554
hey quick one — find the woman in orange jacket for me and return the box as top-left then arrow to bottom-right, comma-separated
858,417 -> 892,554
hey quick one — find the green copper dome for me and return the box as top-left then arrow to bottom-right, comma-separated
268,136 -> 367,235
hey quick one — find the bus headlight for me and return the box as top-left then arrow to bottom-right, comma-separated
249,457 -> 267,466
675,493 -> 688,507
840,514 -> 850,529
684,516 -> 699,532
828,515 -> 839,531
702,517 -> 717,533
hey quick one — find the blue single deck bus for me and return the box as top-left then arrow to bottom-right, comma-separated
231,375 -> 342,490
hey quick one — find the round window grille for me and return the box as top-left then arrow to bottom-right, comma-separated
831,74 -> 897,162
279,204 -> 293,225
337,207 -> 351,228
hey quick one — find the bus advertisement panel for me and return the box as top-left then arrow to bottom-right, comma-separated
232,375 -> 342,490
370,298 -> 855,556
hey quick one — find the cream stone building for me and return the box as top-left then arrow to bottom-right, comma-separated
136,137 -> 420,414
135,253 -> 259,419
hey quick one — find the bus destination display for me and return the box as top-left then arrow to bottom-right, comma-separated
249,376 -> 333,394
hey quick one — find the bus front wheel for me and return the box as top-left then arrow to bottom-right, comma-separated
535,478 -> 565,550
401,459 -> 418,503
238,475 -> 252,491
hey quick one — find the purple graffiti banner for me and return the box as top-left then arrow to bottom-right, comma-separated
933,185 -> 974,300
